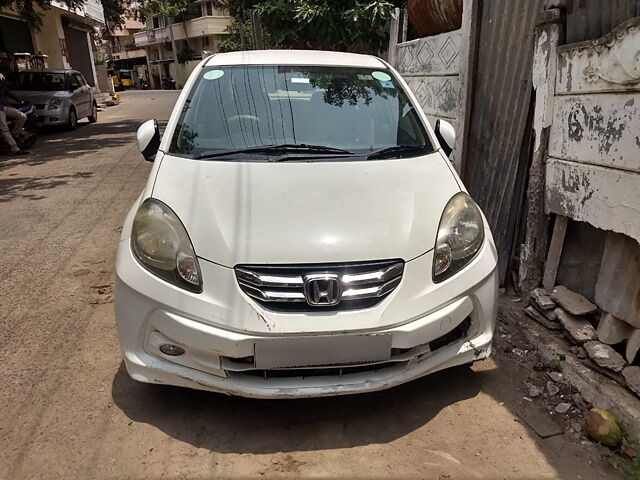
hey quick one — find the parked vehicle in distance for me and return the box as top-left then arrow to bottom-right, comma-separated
107,68 -> 121,91
115,50 -> 498,398
118,69 -> 135,90
11,69 -> 97,130
161,74 -> 176,90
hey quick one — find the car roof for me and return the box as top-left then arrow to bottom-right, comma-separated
205,50 -> 387,68
20,69 -> 79,74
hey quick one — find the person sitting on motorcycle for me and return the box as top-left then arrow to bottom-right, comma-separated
0,74 -> 28,156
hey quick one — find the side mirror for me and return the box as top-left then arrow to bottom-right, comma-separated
434,119 -> 455,157
137,119 -> 161,162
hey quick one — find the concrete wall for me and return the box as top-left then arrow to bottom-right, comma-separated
545,17 -> 640,243
542,16 -> 640,328
34,9 -> 70,69
389,1 -> 475,173
395,30 -> 461,131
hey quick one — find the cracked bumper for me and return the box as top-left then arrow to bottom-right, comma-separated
115,237 -> 498,398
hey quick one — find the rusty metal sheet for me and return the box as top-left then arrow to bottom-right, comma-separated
462,0 -> 544,282
545,157 -> 640,242
549,93 -> 640,172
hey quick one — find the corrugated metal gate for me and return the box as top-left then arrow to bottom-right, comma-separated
565,0 -> 640,44
462,0 -> 543,283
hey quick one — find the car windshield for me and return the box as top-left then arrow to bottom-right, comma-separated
169,65 -> 433,158
12,72 -> 67,91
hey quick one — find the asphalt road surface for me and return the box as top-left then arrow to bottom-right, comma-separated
0,90 -> 619,479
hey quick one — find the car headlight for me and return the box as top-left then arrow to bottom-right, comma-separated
48,98 -> 63,110
433,192 -> 484,282
131,198 -> 202,293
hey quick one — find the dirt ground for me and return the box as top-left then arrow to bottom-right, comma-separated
0,91 -> 622,479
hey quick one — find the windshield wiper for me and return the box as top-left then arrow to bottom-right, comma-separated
365,145 -> 431,160
194,144 -> 354,159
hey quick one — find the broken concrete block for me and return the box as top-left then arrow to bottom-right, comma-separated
597,312 -> 633,345
530,288 -> 556,310
547,381 -> 560,396
555,308 -> 597,344
525,306 -> 562,330
626,329 -> 640,364
542,308 -> 558,322
548,371 -> 566,384
623,366 -> 640,397
526,382 -> 543,398
551,286 -> 597,315
584,341 -> 625,372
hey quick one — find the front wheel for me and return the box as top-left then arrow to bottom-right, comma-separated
88,103 -> 98,123
67,108 -> 77,131
16,120 -> 38,150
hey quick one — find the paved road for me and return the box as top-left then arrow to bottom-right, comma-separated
0,91 -> 619,479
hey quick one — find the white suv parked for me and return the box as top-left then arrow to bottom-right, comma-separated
115,50 -> 498,398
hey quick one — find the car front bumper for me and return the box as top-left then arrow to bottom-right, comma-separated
35,108 -> 68,126
115,237 -> 498,398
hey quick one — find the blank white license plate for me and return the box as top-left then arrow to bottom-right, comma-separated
254,334 -> 392,369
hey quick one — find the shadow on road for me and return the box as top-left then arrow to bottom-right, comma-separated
0,171 -> 93,202
0,119 -> 169,173
111,363 -> 483,453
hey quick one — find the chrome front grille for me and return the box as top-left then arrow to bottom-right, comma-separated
235,260 -> 404,311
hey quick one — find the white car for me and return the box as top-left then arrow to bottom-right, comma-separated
115,50 -> 498,398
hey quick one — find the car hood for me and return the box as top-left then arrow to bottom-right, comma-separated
13,91 -> 67,103
151,153 -> 461,267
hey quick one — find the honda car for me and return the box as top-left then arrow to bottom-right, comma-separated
115,50 -> 498,398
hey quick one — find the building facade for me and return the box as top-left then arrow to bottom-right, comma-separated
134,0 -> 232,88
0,0 -> 105,87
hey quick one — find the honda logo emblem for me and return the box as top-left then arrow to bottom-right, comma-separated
303,273 -> 342,306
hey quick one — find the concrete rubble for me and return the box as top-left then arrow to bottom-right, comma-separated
622,366 -> 640,397
555,308 -> 597,344
516,312 -> 640,440
530,288 -> 556,310
584,341 -> 626,372
520,282 -> 640,445
525,306 -> 562,330
551,286 -> 597,316
597,312 -> 633,345
626,329 -> 640,363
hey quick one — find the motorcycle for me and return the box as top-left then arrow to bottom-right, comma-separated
1,103 -> 38,153
139,77 -> 150,90
161,75 -> 176,90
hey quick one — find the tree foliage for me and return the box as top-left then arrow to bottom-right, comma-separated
142,0 -> 189,20
214,0 -> 403,54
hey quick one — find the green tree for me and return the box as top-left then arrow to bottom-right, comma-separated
214,0 -> 403,54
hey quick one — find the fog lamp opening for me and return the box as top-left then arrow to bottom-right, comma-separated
160,344 -> 185,356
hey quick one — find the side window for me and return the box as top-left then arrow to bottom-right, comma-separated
75,74 -> 86,86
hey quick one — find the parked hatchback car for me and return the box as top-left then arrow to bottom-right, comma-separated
11,69 -> 97,130
115,50 -> 498,398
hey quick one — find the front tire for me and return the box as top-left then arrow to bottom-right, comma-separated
88,103 -> 98,123
16,120 -> 38,150
67,108 -> 77,131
